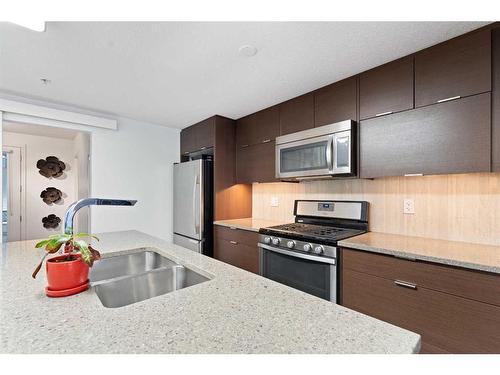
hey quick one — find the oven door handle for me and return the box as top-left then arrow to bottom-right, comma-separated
326,135 -> 334,172
258,243 -> 336,265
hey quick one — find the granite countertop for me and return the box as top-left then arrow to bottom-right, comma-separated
339,232 -> 500,274
213,218 -> 287,232
0,230 -> 420,354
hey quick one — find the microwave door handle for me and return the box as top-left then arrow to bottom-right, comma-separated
326,136 -> 334,171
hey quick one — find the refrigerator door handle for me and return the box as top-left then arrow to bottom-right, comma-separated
193,173 -> 200,234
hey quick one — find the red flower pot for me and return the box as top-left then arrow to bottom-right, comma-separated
46,254 -> 89,292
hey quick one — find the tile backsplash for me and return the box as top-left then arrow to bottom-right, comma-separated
252,173 -> 500,246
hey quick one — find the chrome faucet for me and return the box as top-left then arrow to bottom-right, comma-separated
63,198 -> 137,235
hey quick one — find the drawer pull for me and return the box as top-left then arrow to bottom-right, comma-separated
262,139 -> 272,143
437,95 -> 461,103
230,241 -> 238,245
394,280 -> 417,290
375,111 -> 393,117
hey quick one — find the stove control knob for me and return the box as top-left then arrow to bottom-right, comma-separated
286,240 -> 295,249
313,245 -> 324,255
303,243 -> 313,252
263,237 -> 271,244
272,237 -> 281,246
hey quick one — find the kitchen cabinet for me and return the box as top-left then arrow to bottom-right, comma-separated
214,225 -> 259,274
236,106 -> 279,147
279,93 -> 314,135
236,141 -> 276,183
493,26 -> 500,172
314,77 -> 357,126
359,93 -> 491,178
180,117 -> 215,155
415,29 -> 491,108
359,57 -> 414,120
341,248 -> 500,353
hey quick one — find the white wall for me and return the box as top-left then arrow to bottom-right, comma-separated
1,94 -> 180,242
3,131 -> 77,240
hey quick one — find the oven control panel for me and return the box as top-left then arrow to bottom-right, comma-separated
258,235 -> 337,259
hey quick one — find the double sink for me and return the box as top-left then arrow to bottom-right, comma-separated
89,250 -> 210,308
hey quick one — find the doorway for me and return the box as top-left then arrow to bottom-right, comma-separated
2,146 -> 23,242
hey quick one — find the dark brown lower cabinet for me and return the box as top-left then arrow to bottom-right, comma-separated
214,225 -> 259,274
360,93 -> 491,178
236,141 -> 276,183
341,248 -> 500,354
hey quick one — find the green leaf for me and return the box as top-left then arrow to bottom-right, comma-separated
45,237 -> 69,253
73,233 -> 100,242
74,240 -> 91,264
35,239 -> 50,248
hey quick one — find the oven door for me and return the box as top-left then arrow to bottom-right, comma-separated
276,134 -> 333,178
258,243 -> 337,303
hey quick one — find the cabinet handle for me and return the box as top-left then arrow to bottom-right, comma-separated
230,241 -> 238,245
229,227 -> 237,230
241,144 -> 249,148
394,280 -> 417,290
375,111 -> 393,117
200,146 -> 207,150
404,173 -> 423,177
437,95 -> 461,103
262,139 -> 271,143
183,151 -> 190,155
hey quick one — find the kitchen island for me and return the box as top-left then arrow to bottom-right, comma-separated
0,230 -> 420,354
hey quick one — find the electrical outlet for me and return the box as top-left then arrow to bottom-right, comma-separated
403,198 -> 415,214
270,197 -> 279,207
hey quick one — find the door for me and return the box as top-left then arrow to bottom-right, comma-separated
279,93 -> 314,135
2,147 -> 22,242
173,160 -> 203,240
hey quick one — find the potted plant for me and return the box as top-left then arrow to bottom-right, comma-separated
32,233 -> 101,297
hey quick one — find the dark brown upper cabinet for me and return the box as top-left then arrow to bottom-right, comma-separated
415,29 -> 491,108
180,117 -> 215,155
236,141 -> 276,183
493,26 -> 500,172
279,93 -> 314,135
360,93 -> 491,178
314,77 -> 357,126
359,57 -> 414,120
236,105 -> 279,147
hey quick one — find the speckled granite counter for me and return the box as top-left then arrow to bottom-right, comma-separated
339,232 -> 500,274
214,218 -> 287,232
1,230 -> 420,354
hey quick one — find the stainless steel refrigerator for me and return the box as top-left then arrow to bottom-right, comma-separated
173,158 -> 213,256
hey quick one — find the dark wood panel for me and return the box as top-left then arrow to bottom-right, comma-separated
359,57 -> 414,120
254,105 -> 280,143
214,225 -> 259,247
415,29 -> 491,107
360,93 -> 491,178
180,126 -> 197,155
314,77 -> 357,126
193,117 -> 215,151
341,247 -> 500,307
236,141 -> 276,183
236,114 -> 255,147
342,268 -> 500,353
420,342 -> 450,354
214,236 -> 259,274
493,27 -> 500,172
279,93 -> 314,135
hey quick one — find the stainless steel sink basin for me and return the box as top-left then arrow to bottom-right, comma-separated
94,265 -> 210,308
90,250 -> 177,284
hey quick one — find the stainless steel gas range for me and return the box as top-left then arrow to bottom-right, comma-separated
258,200 -> 369,303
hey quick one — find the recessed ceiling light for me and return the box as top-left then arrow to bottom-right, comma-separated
40,78 -> 51,85
238,45 -> 258,57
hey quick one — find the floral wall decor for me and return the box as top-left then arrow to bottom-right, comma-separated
36,156 -> 66,178
42,214 -> 61,229
40,187 -> 63,205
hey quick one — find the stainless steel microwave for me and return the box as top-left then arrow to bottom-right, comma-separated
275,120 -> 355,179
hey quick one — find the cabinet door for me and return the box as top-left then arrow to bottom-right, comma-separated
360,93 -> 491,178
214,236 -> 259,274
279,93 -> 314,135
314,77 -> 357,126
236,106 -> 280,147
493,27 -> 500,172
415,29 -> 491,107
360,57 -> 414,120
236,141 -> 276,183
342,268 -> 500,353
180,126 -> 197,155
236,114 -> 256,147
193,117 -> 215,151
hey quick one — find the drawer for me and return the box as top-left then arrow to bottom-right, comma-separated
214,237 -> 259,274
342,268 -> 500,353
214,225 -> 259,247
341,248 -> 500,307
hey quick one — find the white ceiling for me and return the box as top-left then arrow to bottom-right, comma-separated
0,22 -> 489,129
3,121 -> 81,140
